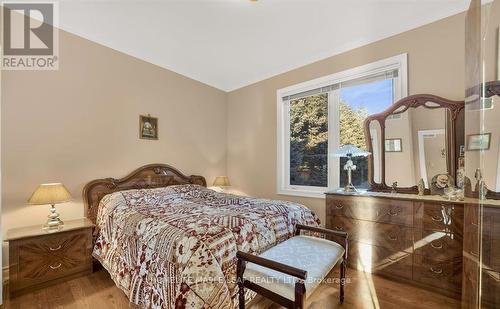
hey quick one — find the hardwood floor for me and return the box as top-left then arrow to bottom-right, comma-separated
3,267 -> 460,309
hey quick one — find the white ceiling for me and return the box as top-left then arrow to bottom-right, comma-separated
54,0 -> 471,91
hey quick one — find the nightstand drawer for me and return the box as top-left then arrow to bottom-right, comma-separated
8,222 -> 93,296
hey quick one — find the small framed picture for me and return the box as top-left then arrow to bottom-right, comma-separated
467,133 -> 491,151
385,138 -> 402,152
139,114 -> 158,140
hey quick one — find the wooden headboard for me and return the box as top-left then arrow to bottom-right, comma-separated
82,163 -> 206,225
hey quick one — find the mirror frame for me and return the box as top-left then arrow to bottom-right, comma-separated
364,94 -> 465,194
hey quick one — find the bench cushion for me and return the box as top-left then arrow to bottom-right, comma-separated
243,235 -> 344,300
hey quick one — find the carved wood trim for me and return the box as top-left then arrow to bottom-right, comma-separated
82,164 -> 206,226
466,80 -> 500,99
364,94 -> 465,194
483,81 -> 500,98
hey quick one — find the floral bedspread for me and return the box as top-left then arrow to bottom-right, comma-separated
93,184 -> 320,309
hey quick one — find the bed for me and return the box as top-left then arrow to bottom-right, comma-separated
83,164 -> 320,309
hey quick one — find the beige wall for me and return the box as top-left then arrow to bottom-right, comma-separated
227,12 -> 466,224
385,111 -> 415,187
1,29 -> 227,263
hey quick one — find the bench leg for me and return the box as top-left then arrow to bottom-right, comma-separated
294,281 -> 306,309
237,258 -> 246,309
339,260 -> 346,304
238,284 -> 245,309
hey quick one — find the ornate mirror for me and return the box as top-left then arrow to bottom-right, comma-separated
365,94 -> 465,194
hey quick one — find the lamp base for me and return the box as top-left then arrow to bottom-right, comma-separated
343,184 -> 358,192
43,204 -> 64,231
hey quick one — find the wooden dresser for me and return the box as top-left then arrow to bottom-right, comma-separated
6,218 -> 94,296
326,191 -> 464,298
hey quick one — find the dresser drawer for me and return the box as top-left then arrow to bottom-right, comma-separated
463,217 -> 480,259
414,229 -> 462,260
462,257 -> 479,309
348,241 -> 412,280
482,233 -> 500,273
10,229 -> 92,293
414,202 -> 463,232
462,205 -> 500,273
481,269 -> 500,308
326,195 -> 413,226
327,216 -> 412,252
464,203 -> 479,226
413,255 -> 462,293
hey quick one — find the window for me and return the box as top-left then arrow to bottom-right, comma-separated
277,54 -> 407,198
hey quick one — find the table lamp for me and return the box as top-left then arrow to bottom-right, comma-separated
333,144 -> 371,192
213,176 -> 231,191
28,183 -> 72,229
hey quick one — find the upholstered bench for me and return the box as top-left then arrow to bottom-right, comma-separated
236,224 -> 348,309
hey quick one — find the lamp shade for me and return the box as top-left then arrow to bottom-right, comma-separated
28,183 -> 72,205
213,176 -> 231,187
332,144 -> 371,157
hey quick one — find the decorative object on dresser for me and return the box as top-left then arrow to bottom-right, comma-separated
325,192 -> 464,298
332,144 -> 370,192
28,183 -> 72,230
429,173 -> 454,195
236,224 -> 348,309
364,94 -> 464,194
418,178 -> 425,196
474,168 -> 488,200
6,218 -> 94,296
139,114 -> 158,140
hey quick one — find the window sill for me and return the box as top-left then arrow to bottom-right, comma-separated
277,188 -> 327,199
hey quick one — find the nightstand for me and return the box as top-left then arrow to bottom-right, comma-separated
6,218 -> 94,296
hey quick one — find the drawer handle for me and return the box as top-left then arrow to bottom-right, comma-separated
430,266 -> 443,274
388,235 -> 398,241
388,209 -> 399,216
335,203 -> 344,209
430,241 -> 443,249
49,263 -> 62,270
49,245 -> 62,251
431,215 -> 443,222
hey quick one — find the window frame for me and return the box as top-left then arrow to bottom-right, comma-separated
276,54 -> 408,198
